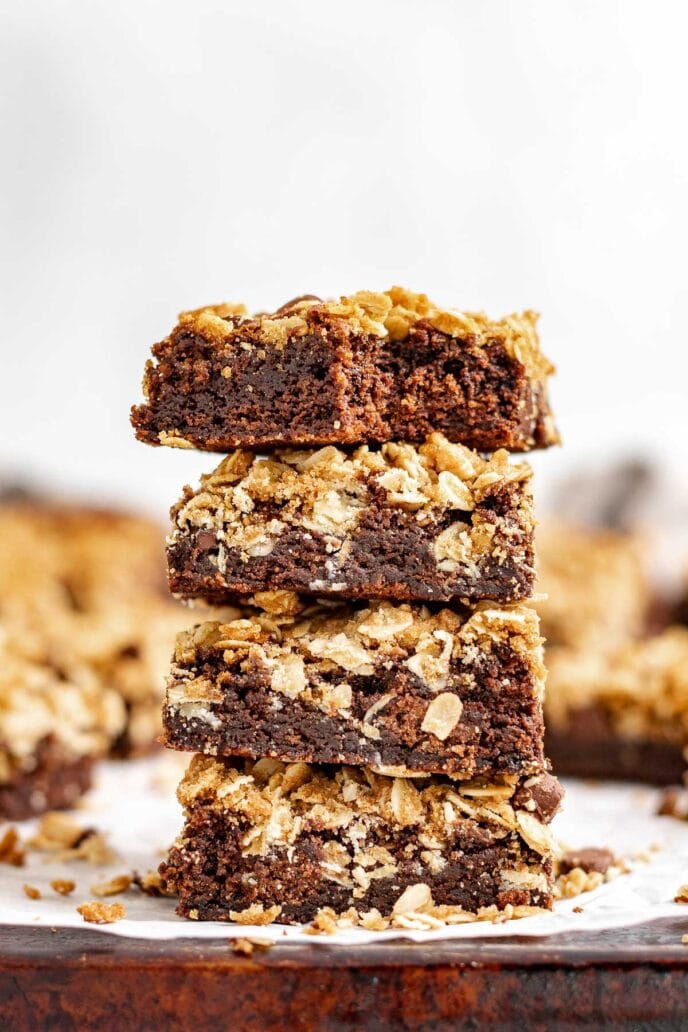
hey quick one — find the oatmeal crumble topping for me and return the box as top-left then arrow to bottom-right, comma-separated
170,288 -> 553,386
166,600 -> 545,737
169,434 -> 533,578
175,755 -> 559,871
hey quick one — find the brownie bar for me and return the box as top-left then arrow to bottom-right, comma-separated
535,523 -> 649,652
131,289 -> 558,452
545,628 -> 688,783
160,755 -> 562,924
168,436 -> 534,607
0,645 -> 126,817
545,709 -> 686,785
163,600 -> 546,779
0,738 -> 95,820
0,498 -> 195,756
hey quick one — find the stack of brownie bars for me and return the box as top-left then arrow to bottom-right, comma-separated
131,287 -> 564,925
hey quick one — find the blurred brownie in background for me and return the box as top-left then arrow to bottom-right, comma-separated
536,523 -> 650,653
0,496 -> 191,815
544,628 -> 688,785
537,502 -> 688,783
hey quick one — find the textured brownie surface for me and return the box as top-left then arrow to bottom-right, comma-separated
168,435 -> 535,606
131,288 -> 558,452
0,738 -> 94,820
160,755 -> 561,924
535,523 -> 649,652
163,600 -> 546,778
545,627 -> 688,782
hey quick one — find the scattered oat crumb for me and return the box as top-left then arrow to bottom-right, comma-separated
28,813 -> 83,851
554,846 -> 628,900
0,826 -> 25,866
51,879 -> 76,897
229,903 -> 282,926
28,814 -> 115,864
133,870 -> 173,897
23,884 -> 41,900
77,901 -> 126,925
573,905 -> 583,914
90,874 -> 132,897
231,937 -> 274,955
674,885 -> 688,903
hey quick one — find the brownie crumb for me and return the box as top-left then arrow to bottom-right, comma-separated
558,847 -> 614,875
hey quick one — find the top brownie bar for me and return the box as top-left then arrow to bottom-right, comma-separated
131,288 -> 558,452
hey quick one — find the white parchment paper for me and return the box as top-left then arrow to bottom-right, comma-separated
2,754 -> 688,944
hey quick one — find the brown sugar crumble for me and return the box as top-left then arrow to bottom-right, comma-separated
23,884 -> 41,900
77,901 -> 127,925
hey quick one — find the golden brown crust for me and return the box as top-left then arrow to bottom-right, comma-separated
170,287 -> 553,386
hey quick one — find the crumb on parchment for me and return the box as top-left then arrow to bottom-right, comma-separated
77,901 -> 126,924
51,879 -> 76,896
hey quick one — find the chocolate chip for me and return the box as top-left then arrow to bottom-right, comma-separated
195,530 -> 217,551
275,295 -> 322,315
525,773 -> 564,820
559,847 -> 614,875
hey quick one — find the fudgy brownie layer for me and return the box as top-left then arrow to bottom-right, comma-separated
167,439 -> 535,606
0,738 -> 94,820
164,602 -> 546,778
132,289 -> 557,452
546,706 -> 686,785
160,756 -> 561,924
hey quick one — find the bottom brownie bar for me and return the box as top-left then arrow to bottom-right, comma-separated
161,755 -> 562,924
545,628 -> 688,784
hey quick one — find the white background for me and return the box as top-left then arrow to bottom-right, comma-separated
1,1 -> 686,518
